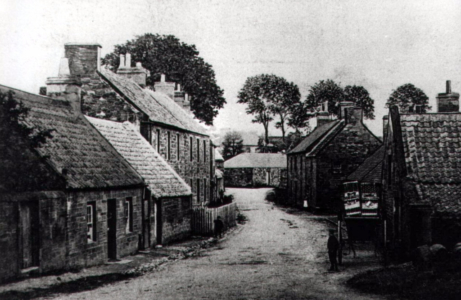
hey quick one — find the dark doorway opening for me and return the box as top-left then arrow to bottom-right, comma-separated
107,200 -> 117,260
19,201 -> 39,269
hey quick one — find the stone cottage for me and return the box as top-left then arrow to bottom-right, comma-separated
43,43 -> 215,207
382,81 -> 461,259
0,83 -> 145,282
224,153 -> 287,187
287,102 -> 382,211
87,117 -> 193,245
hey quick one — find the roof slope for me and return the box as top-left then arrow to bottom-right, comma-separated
0,84 -> 144,189
347,145 -> 385,183
87,117 -> 191,198
289,120 -> 342,154
400,113 -> 461,184
225,153 -> 287,168
98,69 -> 208,136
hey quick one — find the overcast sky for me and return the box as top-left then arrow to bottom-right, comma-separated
1,0 -> 461,137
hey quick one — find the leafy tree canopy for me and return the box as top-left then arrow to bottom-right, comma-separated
386,83 -> 431,113
306,80 -> 375,120
102,33 -> 225,125
238,74 -> 302,144
344,85 -> 375,119
222,131 -> 244,161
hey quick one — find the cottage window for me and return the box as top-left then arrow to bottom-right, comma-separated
203,140 -> 207,161
125,198 -> 133,233
204,179 -> 207,203
177,134 -> 180,160
197,179 -> 201,202
190,137 -> 193,161
87,202 -> 96,243
156,130 -> 161,153
167,132 -> 171,160
197,138 -> 200,162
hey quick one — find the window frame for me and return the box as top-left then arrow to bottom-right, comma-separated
87,202 -> 96,243
125,198 -> 133,233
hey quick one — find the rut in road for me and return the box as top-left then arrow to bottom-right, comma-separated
59,188 -> 385,300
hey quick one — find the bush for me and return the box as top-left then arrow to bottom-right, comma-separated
265,188 -> 286,204
223,194 -> 234,205
237,213 -> 247,224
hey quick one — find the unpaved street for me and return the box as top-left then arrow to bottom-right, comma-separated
59,188 -> 384,300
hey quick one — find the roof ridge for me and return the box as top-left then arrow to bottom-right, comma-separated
307,120 -> 345,156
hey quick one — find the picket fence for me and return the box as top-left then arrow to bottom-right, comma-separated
192,202 -> 237,236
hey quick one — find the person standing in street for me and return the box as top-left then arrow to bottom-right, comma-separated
214,216 -> 224,239
328,228 -> 339,271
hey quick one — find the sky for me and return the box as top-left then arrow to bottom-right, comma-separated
1,0 -> 461,138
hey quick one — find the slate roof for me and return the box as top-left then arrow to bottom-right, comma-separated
98,68 -> 208,136
400,113 -> 461,184
347,145 -> 385,183
0,84 -> 144,189
289,120 -> 343,155
224,153 -> 287,168
396,113 -> 461,212
87,117 -> 191,198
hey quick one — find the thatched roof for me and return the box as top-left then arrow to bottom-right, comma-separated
0,84 -> 144,189
224,153 -> 287,168
87,117 -> 191,198
98,68 -> 208,136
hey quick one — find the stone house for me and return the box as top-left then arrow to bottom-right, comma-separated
287,102 -> 382,211
382,81 -> 461,259
0,84 -> 145,282
43,44 -> 215,207
224,153 -> 287,187
87,117 -> 193,245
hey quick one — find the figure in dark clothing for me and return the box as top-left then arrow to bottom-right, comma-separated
214,216 -> 224,239
328,229 -> 339,271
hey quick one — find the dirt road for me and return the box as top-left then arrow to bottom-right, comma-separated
58,188 -> 385,300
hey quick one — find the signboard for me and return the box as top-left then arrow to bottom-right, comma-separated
343,181 -> 361,217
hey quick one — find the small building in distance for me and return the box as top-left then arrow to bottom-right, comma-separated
287,102 -> 382,212
382,81 -> 461,259
224,153 -> 287,187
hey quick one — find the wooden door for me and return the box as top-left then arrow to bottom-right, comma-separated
156,200 -> 163,245
19,201 -> 39,269
107,200 -> 117,260
141,199 -> 151,249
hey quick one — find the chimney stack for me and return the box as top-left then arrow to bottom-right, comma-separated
46,58 -> 82,113
64,43 -> 101,79
116,53 -> 147,87
339,101 -> 355,120
154,74 -> 175,99
383,115 -> 389,141
437,80 -> 459,113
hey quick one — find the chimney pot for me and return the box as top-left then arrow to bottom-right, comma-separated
136,62 -> 142,68
119,54 -> 125,69
161,74 -> 166,82
126,53 -> 131,68
58,58 -> 71,77
437,80 -> 459,113
447,80 -> 452,94
177,83 -> 181,91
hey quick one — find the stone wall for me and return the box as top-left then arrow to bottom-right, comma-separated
287,154 -> 315,207
160,196 -> 192,245
0,201 -> 19,281
149,125 -> 213,206
224,168 -> 284,187
224,168 -> 253,187
66,188 -> 143,269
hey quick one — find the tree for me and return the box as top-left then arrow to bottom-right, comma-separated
238,74 -> 301,145
386,83 -> 431,113
222,131 -> 244,160
287,100 -> 313,135
344,85 -> 375,119
102,33 -> 225,125
305,80 -> 344,117
0,90 -> 55,191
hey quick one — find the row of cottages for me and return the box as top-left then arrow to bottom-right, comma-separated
287,102 -> 382,212
43,44 -> 215,207
382,81 -> 461,259
224,153 -> 287,188
0,85 -> 145,281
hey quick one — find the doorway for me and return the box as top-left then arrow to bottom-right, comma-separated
107,200 -> 117,260
141,199 -> 151,249
156,200 -> 163,245
19,201 -> 39,269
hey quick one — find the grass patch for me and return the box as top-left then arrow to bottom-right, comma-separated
347,260 -> 461,300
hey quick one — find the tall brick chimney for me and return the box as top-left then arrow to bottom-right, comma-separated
116,54 -> 147,87
64,43 -> 101,79
46,58 -> 82,113
339,101 -> 355,120
344,107 -> 363,125
316,101 -> 332,127
154,74 -> 175,99
437,80 -> 459,113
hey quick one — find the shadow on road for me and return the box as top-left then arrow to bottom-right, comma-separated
0,273 -> 139,300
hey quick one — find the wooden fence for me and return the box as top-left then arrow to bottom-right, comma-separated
192,202 -> 238,236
